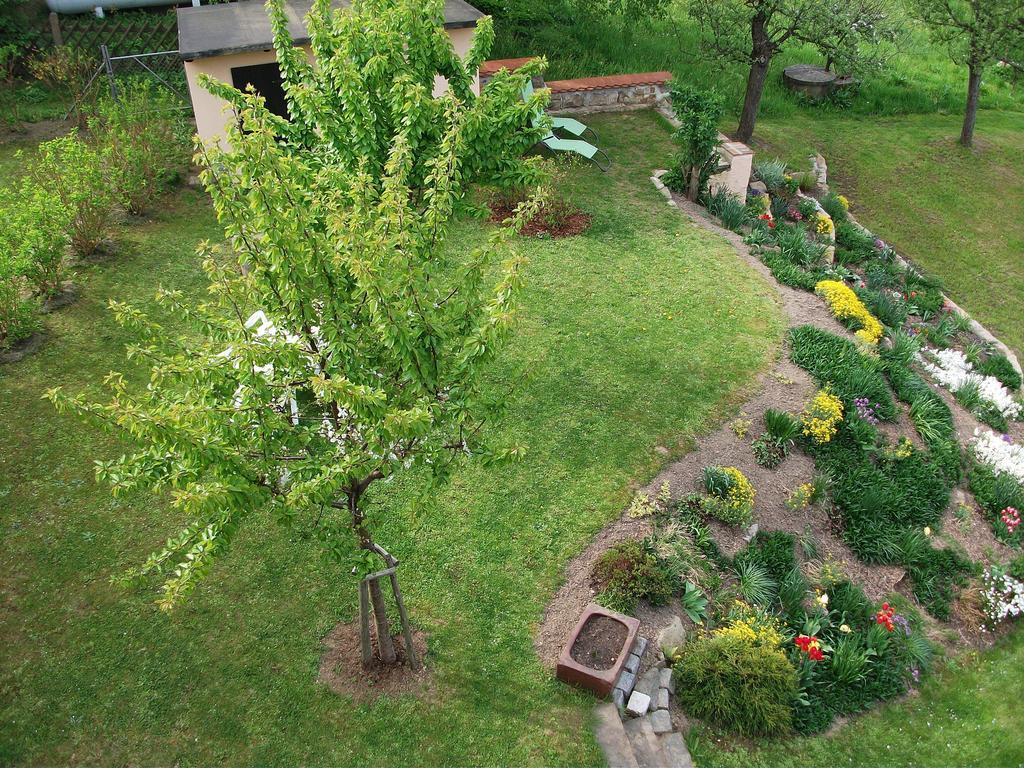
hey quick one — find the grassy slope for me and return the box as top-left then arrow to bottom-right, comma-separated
689,629 -> 1024,768
753,110 -> 1024,359
0,111 -> 782,766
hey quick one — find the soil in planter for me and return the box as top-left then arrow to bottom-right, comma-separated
569,615 -> 627,671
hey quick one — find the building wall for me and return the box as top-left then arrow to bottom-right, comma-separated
185,27 -> 480,147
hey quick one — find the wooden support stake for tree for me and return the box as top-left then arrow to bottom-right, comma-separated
389,570 -> 419,670
358,579 -> 372,668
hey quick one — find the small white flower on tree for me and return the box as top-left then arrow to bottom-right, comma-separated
48,0 -> 549,667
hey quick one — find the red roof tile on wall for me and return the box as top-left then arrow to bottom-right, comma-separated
546,71 -> 672,93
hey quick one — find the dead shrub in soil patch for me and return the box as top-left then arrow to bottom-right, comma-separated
489,191 -> 591,238
317,619 -> 433,703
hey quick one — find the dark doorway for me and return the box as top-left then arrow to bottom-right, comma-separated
230,62 -> 289,119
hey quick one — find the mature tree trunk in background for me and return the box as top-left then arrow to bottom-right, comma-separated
736,13 -> 774,143
960,61 -> 983,147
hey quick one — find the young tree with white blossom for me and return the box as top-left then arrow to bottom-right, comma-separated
48,0 -> 548,667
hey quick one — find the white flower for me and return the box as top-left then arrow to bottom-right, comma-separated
918,348 -> 1022,419
973,429 -> 1024,484
817,593 -> 829,607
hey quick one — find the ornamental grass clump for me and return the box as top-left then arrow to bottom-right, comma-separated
815,279 -> 884,345
801,387 -> 844,445
702,466 -> 756,526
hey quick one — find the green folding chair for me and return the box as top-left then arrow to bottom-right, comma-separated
538,131 -> 610,172
523,80 -> 599,143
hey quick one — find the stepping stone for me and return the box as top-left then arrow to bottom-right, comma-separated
617,669 -> 637,695
593,702 -> 640,768
612,687 -> 626,711
658,731 -> 694,768
626,691 -> 651,717
634,636 -> 648,658
649,709 -> 672,734
635,668 -> 660,699
659,668 -> 672,690
623,715 -> 665,768
656,687 -> 669,711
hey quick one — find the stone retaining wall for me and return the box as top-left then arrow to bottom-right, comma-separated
547,83 -> 668,114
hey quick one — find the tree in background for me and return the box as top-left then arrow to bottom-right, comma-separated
48,0 -> 547,668
689,0 -> 895,142
911,0 -> 1024,146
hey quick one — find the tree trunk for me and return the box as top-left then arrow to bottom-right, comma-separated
736,15 -> 773,144
960,63 -> 982,148
687,165 -> 701,202
368,576 -> 397,664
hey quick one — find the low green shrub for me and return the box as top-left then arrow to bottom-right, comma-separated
89,82 -> 191,216
977,353 -> 1022,391
0,264 -> 40,350
0,181 -> 72,299
702,465 -> 756,526
735,531 -> 796,585
735,559 -> 777,607
704,188 -> 749,232
759,251 -> 826,290
788,325 -> 897,421
970,463 -> 1024,546
820,192 -> 850,224
591,539 -> 674,614
773,223 -> 826,267
29,130 -> 117,256
673,629 -> 797,737
857,287 -> 908,330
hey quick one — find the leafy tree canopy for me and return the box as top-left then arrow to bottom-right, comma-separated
48,0 -> 549,610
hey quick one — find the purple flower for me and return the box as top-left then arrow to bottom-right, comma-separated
874,238 -> 886,250
1002,434 -> 1015,445
854,397 -> 879,426
893,614 -> 911,636
911,667 -> 920,683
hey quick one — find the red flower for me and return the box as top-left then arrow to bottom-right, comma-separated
808,646 -> 825,662
875,603 -> 895,632
795,634 -> 824,661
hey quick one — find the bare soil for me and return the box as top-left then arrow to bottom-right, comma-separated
317,620 -> 434,704
489,201 -> 592,238
570,615 -> 628,670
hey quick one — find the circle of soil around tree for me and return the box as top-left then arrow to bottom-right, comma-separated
569,614 -> 628,671
488,201 -> 592,239
317,619 -> 433,703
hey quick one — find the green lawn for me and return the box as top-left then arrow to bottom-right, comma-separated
689,629 -> 1024,768
0,111 -> 783,766
753,109 -> 1024,359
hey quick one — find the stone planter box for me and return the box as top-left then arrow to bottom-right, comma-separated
556,603 -> 640,698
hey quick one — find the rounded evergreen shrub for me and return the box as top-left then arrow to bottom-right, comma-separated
672,631 -> 797,737
591,540 -> 674,614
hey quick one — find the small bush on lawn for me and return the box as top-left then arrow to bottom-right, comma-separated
735,531 -> 796,585
788,325 -> 897,421
673,618 -> 797,737
977,353 -> 1022,391
0,180 -> 72,299
89,83 -> 191,215
0,263 -> 40,350
702,466 -> 756,526
591,539 -> 674,614
29,130 -> 117,256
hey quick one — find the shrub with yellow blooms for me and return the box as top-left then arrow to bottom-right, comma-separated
814,279 -> 884,345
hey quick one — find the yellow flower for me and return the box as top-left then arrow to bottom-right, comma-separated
815,212 -> 834,236
815,280 -> 884,346
801,387 -> 844,444
839,624 -> 852,633
837,194 -> 850,210
817,592 -> 829,607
